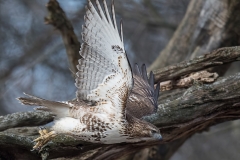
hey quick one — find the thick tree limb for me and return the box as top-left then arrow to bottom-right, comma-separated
44,0 -> 81,74
0,111 -> 54,132
156,46 -> 239,92
154,46 -> 240,83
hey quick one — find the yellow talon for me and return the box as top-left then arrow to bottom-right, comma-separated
32,127 -> 57,150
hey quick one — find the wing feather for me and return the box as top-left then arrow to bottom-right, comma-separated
76,0 -> 132,114
126,64 -> 160,118
120,20 -> 123,43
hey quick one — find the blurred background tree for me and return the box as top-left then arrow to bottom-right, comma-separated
1,0 -> 240,159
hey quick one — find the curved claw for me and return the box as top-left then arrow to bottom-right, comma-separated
30,148 -> 36,152
39,126 -> 46,130
32,128 -> 57,151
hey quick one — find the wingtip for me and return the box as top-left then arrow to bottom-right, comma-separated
141,64 -> 148,81
149,71 -> 153,78
149,71 -> 154,88
16,97 -> 23,104
141,64 -> 146,69
156,81 -> 160,92
87,0 -> 91,7
23,92 -> 32,97
154,81 -> 161,100
134,63 -> 141,76
134,63 -> 139,69
23,92 -> 31,97
87,0 -> 95,12
111,0 -> 117,29
120,19 -> 123,42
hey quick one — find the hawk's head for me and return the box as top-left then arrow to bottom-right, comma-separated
126,114 -> 162,141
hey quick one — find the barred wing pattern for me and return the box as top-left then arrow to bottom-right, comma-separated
75,0 -> 133,112
126,64 -> 160,119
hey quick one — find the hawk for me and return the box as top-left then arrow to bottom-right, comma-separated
18,0 -> 162,150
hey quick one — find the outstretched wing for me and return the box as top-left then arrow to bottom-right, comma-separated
126,64 -> 160,119
75,0 -> 133,114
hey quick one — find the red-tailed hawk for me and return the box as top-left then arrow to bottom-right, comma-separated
18,0 -> 162,150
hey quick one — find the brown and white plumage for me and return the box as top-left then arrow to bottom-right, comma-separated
127,64 -> 160,119
18,0 -> 162,147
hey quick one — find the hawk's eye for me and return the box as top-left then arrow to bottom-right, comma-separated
151,130 -> 158,134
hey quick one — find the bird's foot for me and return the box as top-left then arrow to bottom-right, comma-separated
32,127 -> 57,150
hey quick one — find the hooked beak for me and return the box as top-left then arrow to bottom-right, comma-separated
153,133 -> 162,140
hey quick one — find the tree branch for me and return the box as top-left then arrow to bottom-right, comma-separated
153,46 -> 240,82
44,0 -> 81,74
0,111 -> 54,132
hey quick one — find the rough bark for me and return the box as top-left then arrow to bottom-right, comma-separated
153,46 -> 240,83
158,46 -> 240,92
0,111 -> 54,132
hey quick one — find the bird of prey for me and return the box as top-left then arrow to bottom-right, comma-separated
18,0 -> 162,150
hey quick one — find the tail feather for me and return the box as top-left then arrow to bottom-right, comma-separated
17,93 -> 70,118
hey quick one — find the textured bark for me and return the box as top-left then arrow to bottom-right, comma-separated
154,46 -> 240,83
0,111 -> 54,132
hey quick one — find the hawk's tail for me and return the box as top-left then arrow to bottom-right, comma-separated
17,93 -> 70,118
